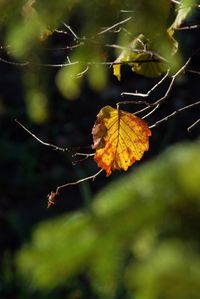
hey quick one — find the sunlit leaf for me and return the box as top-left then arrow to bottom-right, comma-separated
92,105 -> 151,176
113,34 -> 168,80
169,0 -> 197,31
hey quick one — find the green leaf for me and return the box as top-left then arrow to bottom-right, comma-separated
169,0 -> 197,31
113,34 -> 169,80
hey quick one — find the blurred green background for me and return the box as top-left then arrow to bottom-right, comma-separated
0,1 -> 200,298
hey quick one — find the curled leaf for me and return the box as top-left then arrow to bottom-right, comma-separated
47,191 -> 58,208
92,106 -> 151,176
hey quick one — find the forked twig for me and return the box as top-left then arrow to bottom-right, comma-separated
120,59 -> 190,117
121,70 -> 169,98
133,58 -> 191,116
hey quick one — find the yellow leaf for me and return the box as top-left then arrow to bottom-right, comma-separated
92,106 -> 151,176
113,34 -> 168,80
113,64 -> 121,81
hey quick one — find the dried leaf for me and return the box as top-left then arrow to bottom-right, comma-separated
92,106 -> 151,176
47,191 -> 58,208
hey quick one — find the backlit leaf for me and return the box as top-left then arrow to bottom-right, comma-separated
92,106 -> 151,176
113,34 -> 168,80
169,0 -> 197,31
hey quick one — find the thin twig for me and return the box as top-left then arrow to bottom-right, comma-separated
0,57 -> 29,66
175,24 -> 200,31
187,69 -> 200,75
15,119 -> 69,152
154,58 -> 191,105
74,66 -> 89,78
116,100 -> 151,109
0,55 -> 79,68
97,17 -> 132,36
170,0 -> 180,4
187,118 -> 200,132
134,58 -> 191,116
55,29 -> 69,35
106,44 -> 168,63
62,23 -> 79,40
72,152 -> 95,157
36,61 -> 78,68
56,169 -> 103,194
149,101 -> 200,129
120,10 -> 134,13
171,0 -> 200,8
121,70 -> 169,98
72,152 -> 95,165
142,104 -> 160,119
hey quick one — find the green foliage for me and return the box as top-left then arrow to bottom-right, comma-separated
17,140 -> 200,298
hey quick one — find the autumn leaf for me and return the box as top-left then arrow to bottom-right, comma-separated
92,106 -> 151,176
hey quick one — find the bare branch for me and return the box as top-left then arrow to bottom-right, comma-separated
116,99 -> 151,109
74,66 -> 89,78
97,17 -> 132,36
121,70 -> 169,98
175,24 -> 200,31
62,23 -> 79,40
72,152 -> 95,157
170,0 -> 200,8
133,58 -> 191,116
120,10 -> 134,13
15,119 -> 69,152
36,61 -> 79,68
149,101 -> 200,129
106,44 -> 168,63
142,104 -> 160,119
170,0 -> 180,4
72,152 -> 95,165
187,118 -> 200,132
0,55 -> 79,68
187,69 -> 200,75
56,169 -> 103,194
0,57 -> 29,66
55,29 -> 69,35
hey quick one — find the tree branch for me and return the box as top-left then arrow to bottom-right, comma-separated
15,119 -> 69,152
149,101 -> 200,129
187,118 -> 200,133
